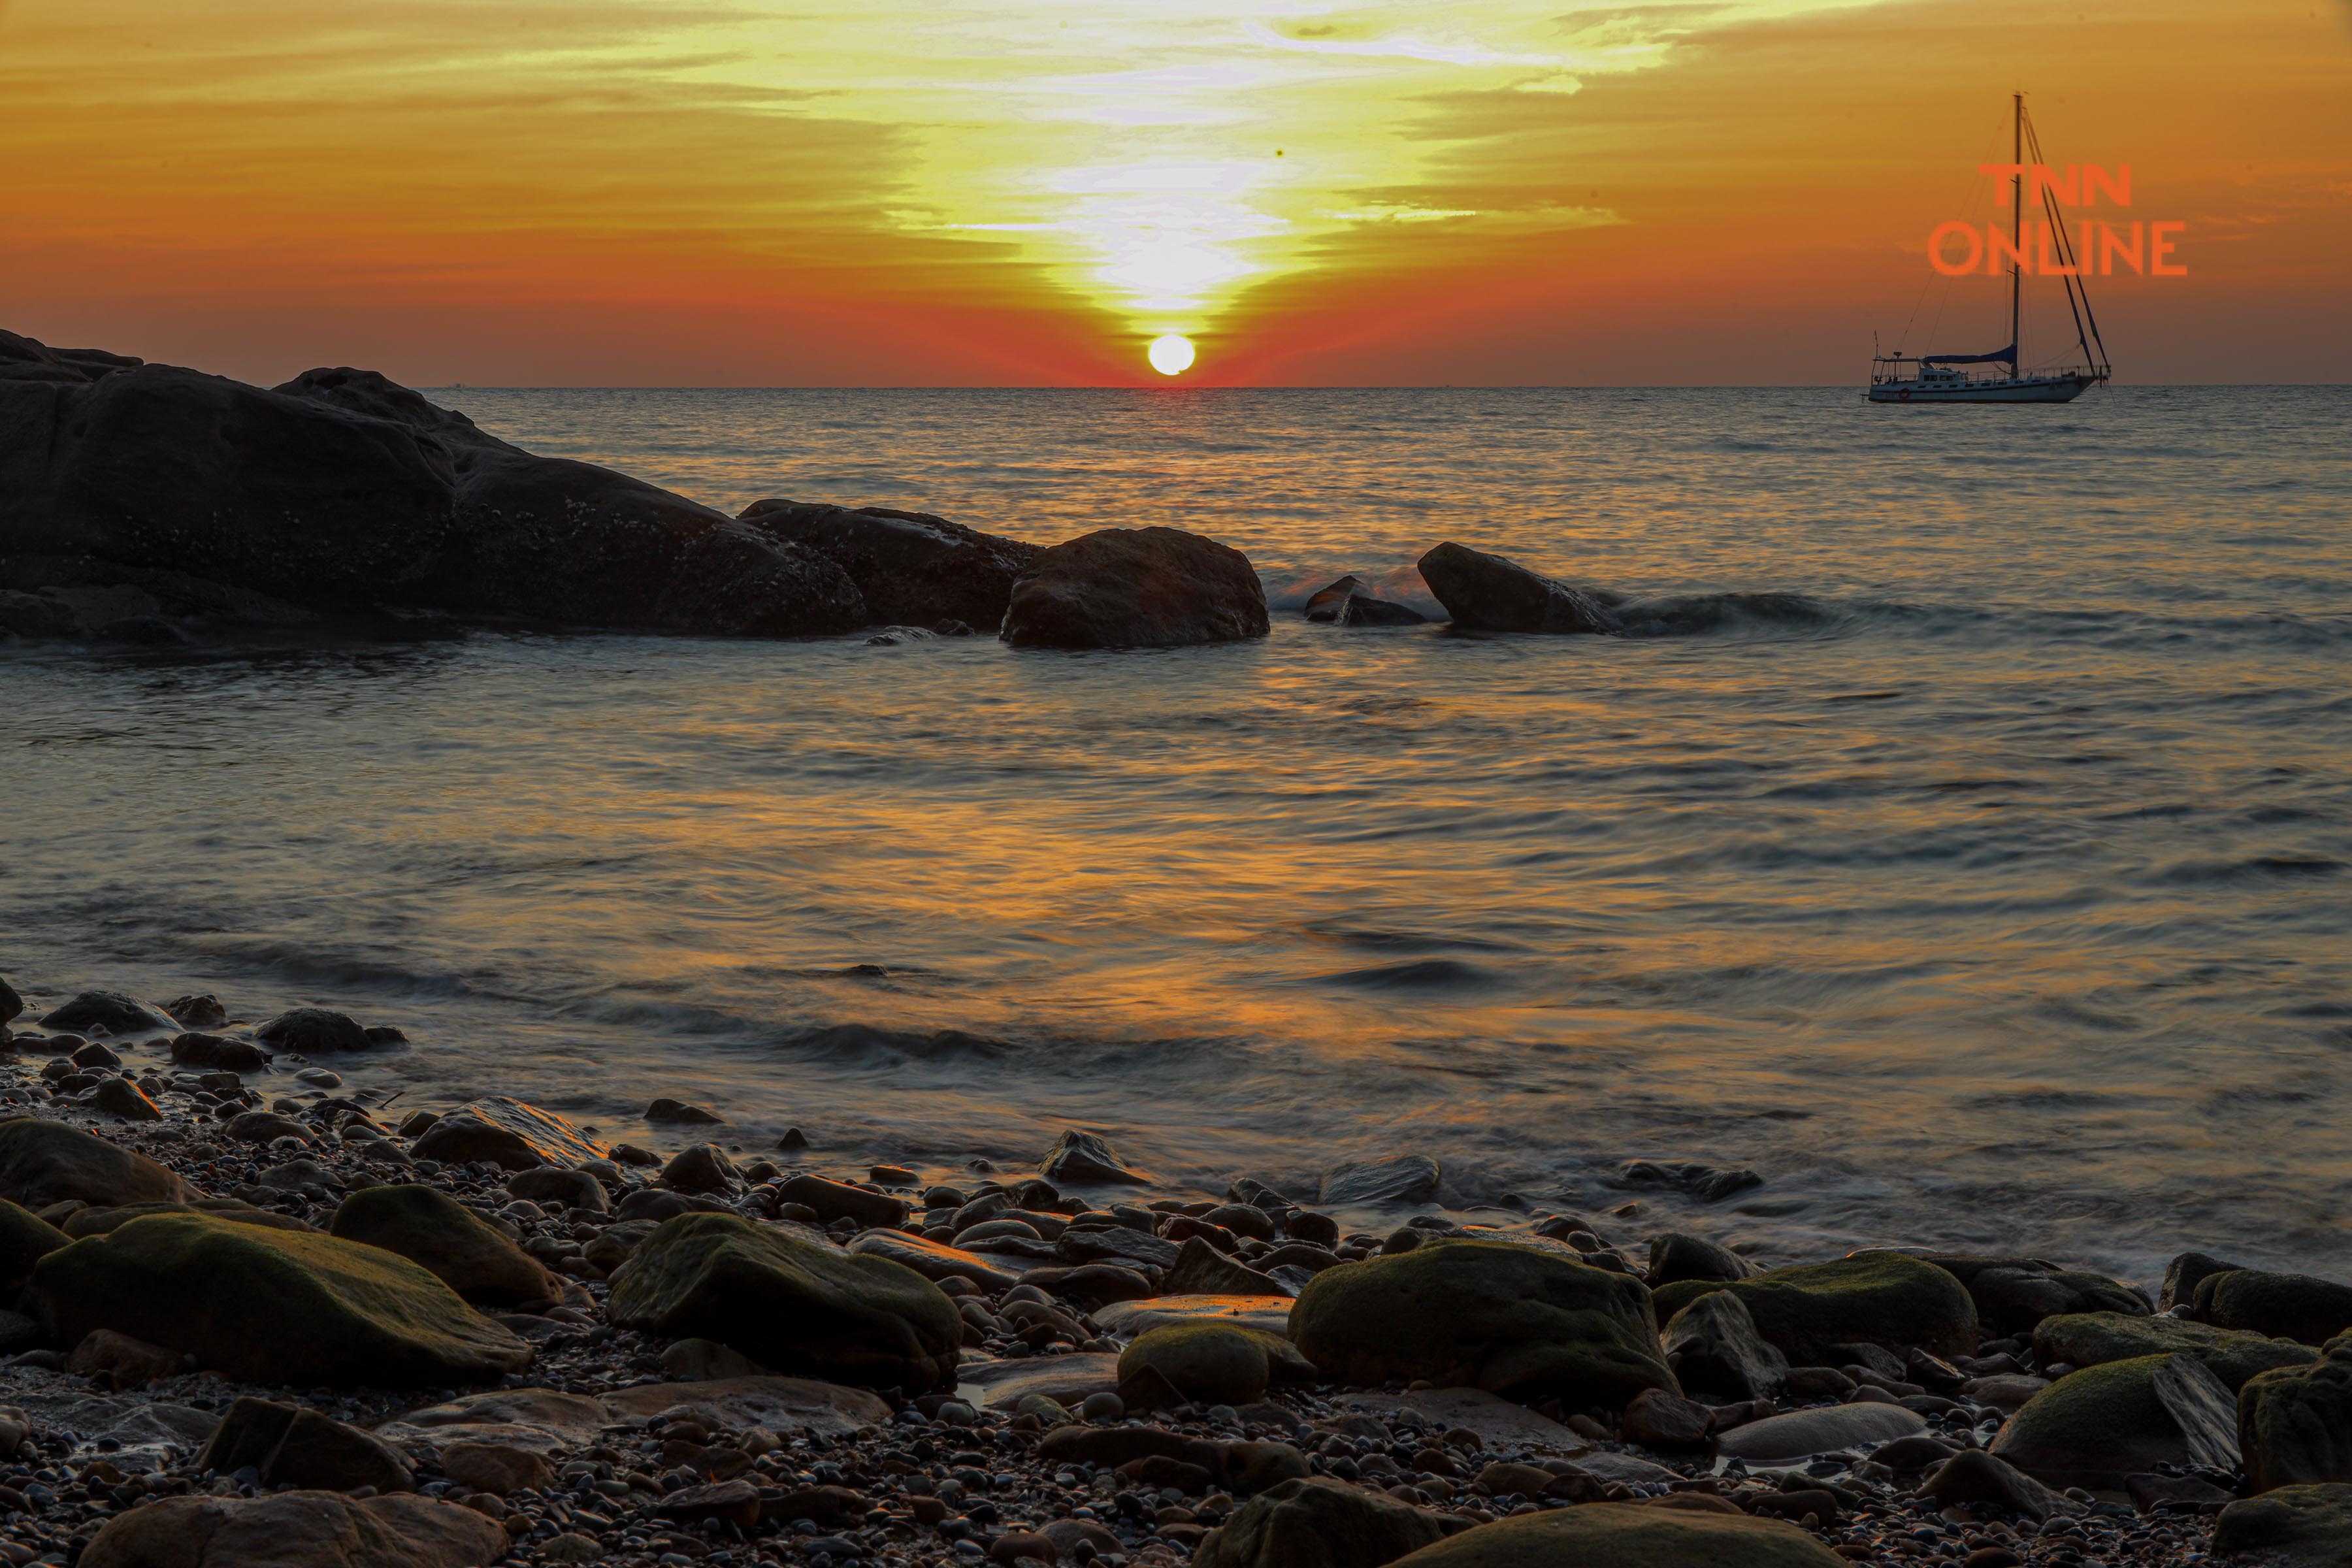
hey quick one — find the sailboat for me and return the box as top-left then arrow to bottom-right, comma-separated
1869,93 -> 2112,404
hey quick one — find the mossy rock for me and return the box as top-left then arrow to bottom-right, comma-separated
2214,1483 -> 2352,1567
25,1212 -> 532,1386
2195,1269 -> 2352,1348
65,1199 -> 314,1239
0,1198 -> 70,1293
1386,1501 -> 1847,1567
329,1184 -> 555,1305
2034,1310 -> 2315,1392
1195,1476 -> 1470,1568
1924,1254 -> 2149,1336
1117,1322 -> 1313,1407
607,1213 -> 960,1394
2241,1338 -> 2352,1493
1287,1239 -> 1678,1410
0,1119 -> 188,1209
1989,1352 -> 2238,1490
1650,1250 -> 1977,1364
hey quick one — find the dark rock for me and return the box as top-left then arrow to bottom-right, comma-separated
1162,1236 -> 1288,1298
163,992 -> 227,1028
254,1007 -> 372,1053
2127,1471 -> 2234,1512
844,1230 -> 1019,1292
1919,1449 -> 2082,1521
0,1198 -> 71,1292
199,1396 -> 414,1494
1289,1238 -> 1676,1409
1648,1232 -> 1755,1286
1000,526 -> 1269,649
1923,1254 -> 2151,1336
1040,1128 -> 1152,1185
2213,1483 -> 2352,1567
1615,1160 -> 1762,1203
2241,1335 -> 2352,1492
227,1109 -> 314,1143
1016,1264 -> 1155,1308
91,1075 -> 164,1122
2161,1250 -> 2245,1313
606,1212 -> 960,1392
1662,1289 -> 1788,1400
1192,1474 -> 1469,1568
26,1211 -> 532,1386
169,1032 -> 272,1071
1711,1405 -> 1925,1463
1119,1322 -> 1311,1407
1302,576 -> 1428,627
504,1166 -> 608,1215
408,1098 -> 607,1171
1375,1501 -> 1845,1567
77,1489 -> 508,1567
659,1143 -> 740,1194
329,1184 -> 558,1305
1056,1224 -> 1179,1271
644,1098 -> 723,1125
1414,542 -> 1621,635
36,990 -> 176,1035
1650,1251 -> 1978,1364
774,1173 -> 907,1229
2033,1309 -> 2316,1392
2195,1268 -> 2352,1347
0,977 -> 19,1026
1318,1154 -> 1441,1207
739,498 -> 1041,630
1619,1386 -> 1711,1448
0,1118 -> 189,1207
1989,1352 -> 2239,1490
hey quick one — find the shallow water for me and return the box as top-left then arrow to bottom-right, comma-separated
7,385 -> 2351,1284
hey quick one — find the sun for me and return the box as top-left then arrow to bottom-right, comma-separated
1147,335 -> 1196,376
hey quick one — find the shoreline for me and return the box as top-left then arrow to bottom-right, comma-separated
0,977 -> 2321,1565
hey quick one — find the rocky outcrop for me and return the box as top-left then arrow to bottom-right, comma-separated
1000,527 -> 1269,650
739,499 -> 1041,630
1288,1239 -> 1677,1409
1414,542 -> 1621,635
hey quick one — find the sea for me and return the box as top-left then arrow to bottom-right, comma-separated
7,385 -> 2350,1286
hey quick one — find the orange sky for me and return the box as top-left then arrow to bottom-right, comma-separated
3,0 -> 2345,385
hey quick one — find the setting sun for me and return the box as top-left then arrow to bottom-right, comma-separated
1147,334 -> 1196,376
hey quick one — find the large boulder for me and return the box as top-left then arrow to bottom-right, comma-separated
1000,527 -> 1268,650
606,1213 -> 960,1393
329,1184 -> 558,1305
2195,1269 -> 2352,1347
1118,1322 -> 1313,1407
1649,1251 -> 1978,1364
1988,1353 -> 2240,1490
78,1490 -> 507,1568
1414,543 -> 1621,636
739,498 -> 1040,630
199,1397 -> 414,1494
2033,1310 -> 2317,1392
1288,1239 -> 1677,1410
25,1212 -> 532,1386
2215,1484 -> 2352,1568
1194,1477 -> 1469,1568
2240,1337 -> 2352,1492
409,1098 -> 606,1171
0,1119 -> 189,1208
1923,1254 -> 2149,1336
1661,1290 -> 1787,1400
1384,1501 -> 1846,1568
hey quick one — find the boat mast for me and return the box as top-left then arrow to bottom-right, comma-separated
2011,91 -> 2023,379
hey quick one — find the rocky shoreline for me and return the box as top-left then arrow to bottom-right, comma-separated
0,977 -> 2347,1567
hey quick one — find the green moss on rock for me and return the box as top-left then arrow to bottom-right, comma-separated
1117,1322 -> 1311,1407
2034,1310 -> 2315,1392
1650,1251 -> 1978,1364
2214,1483 -> 2352,1567
2241,1337 -> 2352,1493
1989,1353 -> 2239,1490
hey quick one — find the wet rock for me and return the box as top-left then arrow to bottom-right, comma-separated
504,1166 -> 608,1214
2241,1336 -> 2352,1492
37,990 -> 176,1034
1117,1322 -> 1310,1406
408,1097 -> 606,1171
0,1117 -> 189,1207
1289,1238 -> 1676,1408
1662,1288 -> 1788,1400
329,1183 -> 558,1305
659,1142 -> 740,1194
227,1109 -> 314,1143
1056,1225 -> 1179,1271
27,1211 -> 532,1386
2162,1249 -> 2246,1313
1016,1263 -> 1154,1307
844,1228 -> 1019,1291
962,1351 -> 1123,1412
1712,1402 -> 1925,1463
1647,1232 -> 1755,1286
1303,576 -> 1429,628
1650,1250 -> 1978,1364
606,1212 -> 960,1392
2195,1267 -> 2352,1347
1919,1448 -> 2083,1521
1924,1254 -> 2151,1336
644,1097 -> 723,1125
2034,1308 -> 2317,1391
738,498 -> 1042,630
1382,1500 -> 1845,1567
1163,1235 -> 1289,1298
90,1075 -> 164,1121
79,1489 -> 508,1567
199,1396 -> 415,1494
254,1007 -> 373,1053
440,1440 -> 554,1496
1318,1154 -> 1441,1207
163,992 -> 227,1028
1989,1352 -> 2239,1489
371,1386 -> 612,1452
1615,1159 -> 1763,1203
776,1173 -> 907,1228
169,1031 -> 272,1071
1414,542 -> 1621,636
1040,1128 -> 1151,1185
0,976 -> 20,1026
1000,526 -> 1269,649
2213,1482 -> 2352,1567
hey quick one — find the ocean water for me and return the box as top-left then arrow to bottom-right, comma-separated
7,385 -> 2351,1286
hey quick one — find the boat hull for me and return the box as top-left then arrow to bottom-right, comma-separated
1868,374 -> 2097,404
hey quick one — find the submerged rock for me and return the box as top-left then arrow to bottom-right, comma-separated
1318,1153 -> 1441,1206
740,498 -> 1041,630
1000,526 -> 1269,650
1302,575 -> 1429,627
1414,542 -> 1621,635
1041,1129 -> 1152,1186
1288,1239 -> 1676,1409
253,1007 -> 373,1053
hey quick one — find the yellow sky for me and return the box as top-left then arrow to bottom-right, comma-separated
3,0 -> 2345,383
